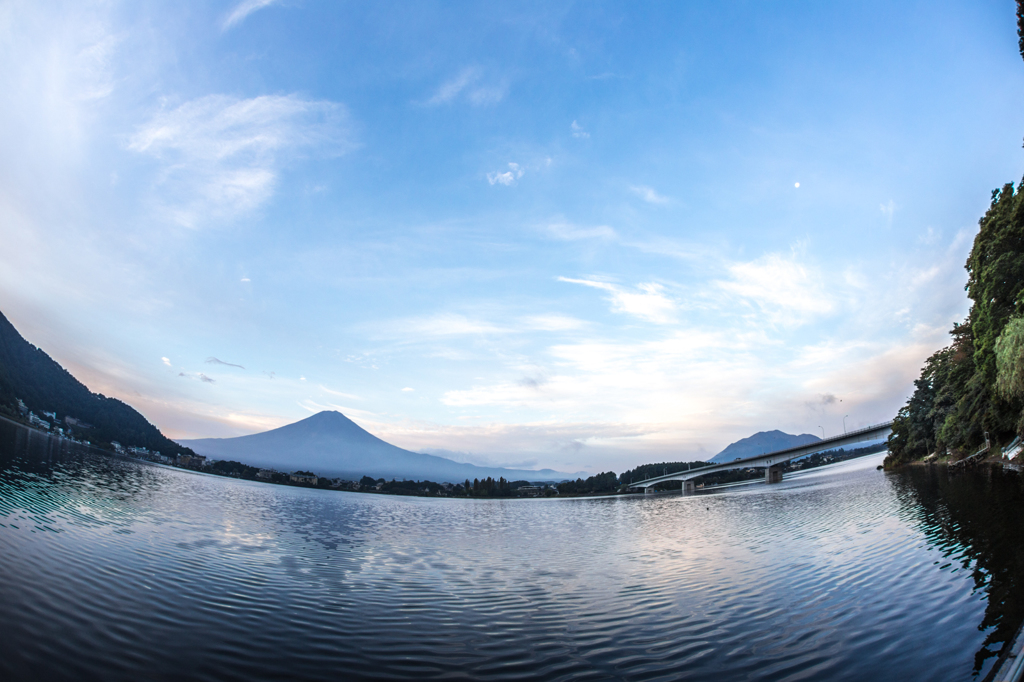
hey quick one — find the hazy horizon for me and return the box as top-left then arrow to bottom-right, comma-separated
2,1 -> 1022,473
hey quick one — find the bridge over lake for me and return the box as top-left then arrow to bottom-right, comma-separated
630,421 -> 893,492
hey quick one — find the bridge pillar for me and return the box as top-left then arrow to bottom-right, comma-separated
765,464 -> 783,484
682,480 -> 695,495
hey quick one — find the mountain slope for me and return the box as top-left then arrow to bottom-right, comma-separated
179,410 -> 574,482
0,310 -> 192,455
709,430 -> 820,463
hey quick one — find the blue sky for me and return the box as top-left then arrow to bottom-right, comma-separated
1,0 -> 1022,474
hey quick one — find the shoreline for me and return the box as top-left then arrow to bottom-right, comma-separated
0,413 -> 888,502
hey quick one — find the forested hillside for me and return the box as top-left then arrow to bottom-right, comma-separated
886,182 -> 1024,466
0,310 -> 194,456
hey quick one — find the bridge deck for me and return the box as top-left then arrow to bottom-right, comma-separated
629,421 -> 893,489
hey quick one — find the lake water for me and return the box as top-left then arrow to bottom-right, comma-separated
2,418 -> 1023,681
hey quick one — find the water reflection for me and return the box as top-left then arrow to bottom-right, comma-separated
0,417 -> 1021,681
889,464 -> 1024,673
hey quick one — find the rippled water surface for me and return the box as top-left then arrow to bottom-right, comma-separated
3,419 -> 1024,681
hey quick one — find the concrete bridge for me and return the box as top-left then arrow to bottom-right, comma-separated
629,421 -> 893,493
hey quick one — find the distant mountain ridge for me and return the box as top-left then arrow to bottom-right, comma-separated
0,310 -> 192,456
179,410 -> 577,483
709,430 -> 821,463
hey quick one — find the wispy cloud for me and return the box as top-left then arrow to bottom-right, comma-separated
161,357 -> 171,366
715,251 -> 834,325
128,94 -> 353,225
222,0 -> 279,31
176,370 -> 217,384
522,314 -> 587,331
319,385 -> 362,400
487,162 -> 524,186
379,312 -> 590,340
559,277 -> 676,324
545,222 -> 615,241
401,387 -> 415,392
571,120 -> 589,139
427,68 -> 477,104
880,199 -> 896,226
401,313 -> 510,337
298,399 -> 376,419
424,68 -> 507,106
467,86 -> 507,106
630,185 -> 670,205
206,356 -> 245,369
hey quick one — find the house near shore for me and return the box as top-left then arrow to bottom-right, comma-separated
290,472 -> 318,486
28,413 -> 50,430
177,453 -> 207,469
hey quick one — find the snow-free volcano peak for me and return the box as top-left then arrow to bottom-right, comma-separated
178,410 -> 576,483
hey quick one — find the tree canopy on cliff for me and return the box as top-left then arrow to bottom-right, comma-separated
887,182 -> 1024,466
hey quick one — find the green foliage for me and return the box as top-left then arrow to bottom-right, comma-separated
887,181 -> 1024,467
468,476 -> 515,497
619,461 -> 708,485
379,478 -> 446,495
557,471 -> 618,495
1018,0 -> 1024,63
995,315 -> 1024,399
208,460 -> 260,478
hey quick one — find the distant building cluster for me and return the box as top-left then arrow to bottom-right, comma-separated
17,399 -> 92,447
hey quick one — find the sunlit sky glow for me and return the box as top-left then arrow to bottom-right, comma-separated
2,1 -> 1022,474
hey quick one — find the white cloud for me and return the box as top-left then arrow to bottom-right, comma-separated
298,399 -> 377,418
128,94 -> 353,225
427,68 -> 477,104
240,277 -> 250,282
716,252 -> 833,324
630,185 -> 670,205
521,314 -> 587,331
401,387 -> 415,392
559,277 -> 676,324
319,385 -> 363,400
468,85 -> 508,106
546,222 -> 615,241
571,120 -> 590,139
161,356 -> 171,366
399,313 -> 509,337
487,162 -> 524,186
222,0 -> 279,31
880,199 -> 896,226
425,68 -> 507,106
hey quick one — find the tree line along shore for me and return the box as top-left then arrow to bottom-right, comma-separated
129,441 -> 887,499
